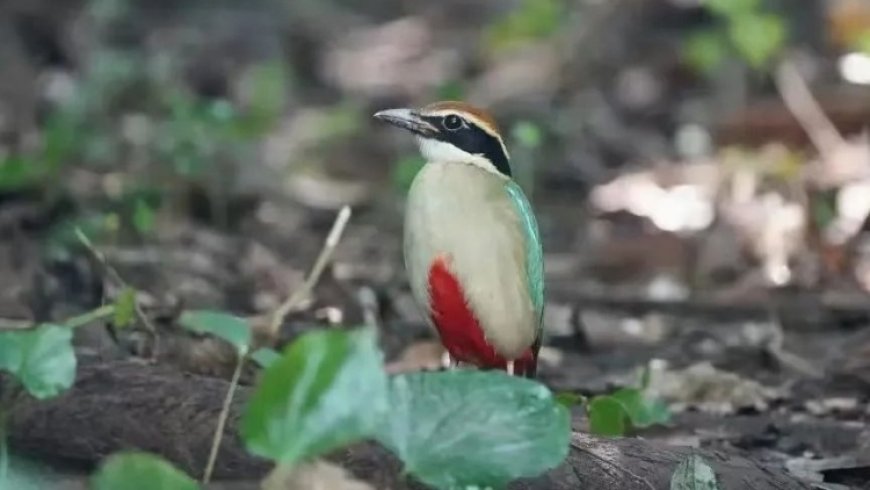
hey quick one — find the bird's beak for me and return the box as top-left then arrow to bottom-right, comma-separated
373,108 -> 438,137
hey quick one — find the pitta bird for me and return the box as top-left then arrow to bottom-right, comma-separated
374,101 -> 544,377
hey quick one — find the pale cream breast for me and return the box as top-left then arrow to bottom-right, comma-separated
403,162 -> 537,359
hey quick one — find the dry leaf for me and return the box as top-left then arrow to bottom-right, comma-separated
262,460 -> 375,490
646,361 -> 781,415
385,340 -> 445,374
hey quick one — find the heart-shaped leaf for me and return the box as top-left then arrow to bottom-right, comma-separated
705,0 -> 758,18
113,288 -> 137,329
180,310 -> 251,355
670,454 -> 720,490
512,121 -> 543,149
587,395 -> 626,436
729,12 -> 786,70
683,30 -> 728,76
377,370 -> 570,490
554,391 -> 586,408
610,387 -> 671,428
132,198 -> 156,234
91,452 -> 199,490
0,324 -> 76,399
241,327 -> 388,464
250,347 -> 281,368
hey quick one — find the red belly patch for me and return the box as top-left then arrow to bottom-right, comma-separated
427,255 -> 538,376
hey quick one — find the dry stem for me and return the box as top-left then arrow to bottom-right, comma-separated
74,229 -> 158,338
774,59 -> 845,159
202,204 -> 352,482
269,205 -> 352,336
201,351 -> 245,484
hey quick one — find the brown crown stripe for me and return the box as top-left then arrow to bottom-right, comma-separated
422,101 -> 501,136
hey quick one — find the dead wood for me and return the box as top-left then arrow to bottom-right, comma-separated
5,360 -> 811,489
549,285 -> 870,329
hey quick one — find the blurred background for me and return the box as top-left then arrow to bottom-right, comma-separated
3,0 -> 870,483
2,0 -> 870,453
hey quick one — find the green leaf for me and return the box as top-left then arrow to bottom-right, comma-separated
41,110 -> 81,168
610,387 -> 671,428
317,103 -> 364,142
512,121 -> 543,149
436,80 -> 464,101
132,198 -> 156,234
241,327 -> 388,464
392,155 -> 426,194
670,454 -> 720,490
250,347 -> 281,369
587,396 -> 626,436
44,216 -> 109,261
113,288 -> 137,330
0,156 -> 51,191
728,12 -> 786,70
240,61 -> 288,136
377,370 -> 570,489
639,364 -> 652,390
683,30 -> 728,76
208,99 -> 236,125
856,31 -> 870,55
486,0 -> 564,52
91,452 -> 199,490
704,0 -> 758,18
554,391 -> 586,408
73,226 -> 95,249
0,324 -> 76,399
811,193 -> 838,229
179,310 -> 251,355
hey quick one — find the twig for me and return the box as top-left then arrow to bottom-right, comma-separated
0,304 -> 115,332
766,309 -> 824,379
63,304 -> 117,329
203,205 -> 352,482
74,229 -> 158,339
269,205 -> 352,336
202,351 -> 245,485
774,59 -> 845,159
357,286 -> 381,329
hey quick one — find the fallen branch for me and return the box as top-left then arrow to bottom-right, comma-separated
6,360 -> 811,489
774,58 -> 846,158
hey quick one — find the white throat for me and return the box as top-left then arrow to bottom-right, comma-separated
416,137 -> 502,176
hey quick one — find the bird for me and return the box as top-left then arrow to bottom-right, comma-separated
373,101 -> 544,378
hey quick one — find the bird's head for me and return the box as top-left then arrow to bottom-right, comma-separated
374,101 -> 511,178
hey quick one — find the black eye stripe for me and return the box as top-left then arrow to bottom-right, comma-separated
420,114 -> 512,177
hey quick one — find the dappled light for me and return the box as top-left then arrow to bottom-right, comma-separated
1,1 -> 870,489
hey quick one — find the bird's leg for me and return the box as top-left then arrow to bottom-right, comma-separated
506,360 -> 515,376
440,350 -> 455,370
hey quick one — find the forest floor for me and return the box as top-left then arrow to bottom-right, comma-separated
2,0 -> 870,488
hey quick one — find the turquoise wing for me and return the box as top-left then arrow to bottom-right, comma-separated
505,180 -> 545,328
